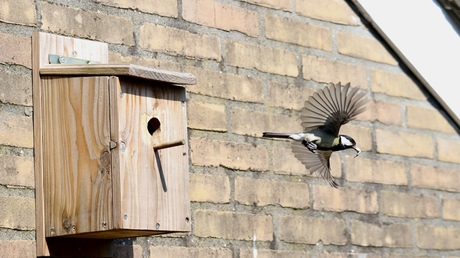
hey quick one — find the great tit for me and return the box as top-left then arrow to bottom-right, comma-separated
263,82 -> 368,188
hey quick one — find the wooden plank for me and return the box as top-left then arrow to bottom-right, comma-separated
40,76 -> 113,238
40,64 -> 197,85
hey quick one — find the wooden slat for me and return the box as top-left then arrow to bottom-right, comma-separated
40,64 -> 197,85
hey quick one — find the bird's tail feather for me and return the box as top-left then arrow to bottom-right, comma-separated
262,132 -> 293,138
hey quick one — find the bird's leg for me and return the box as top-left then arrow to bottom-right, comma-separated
302,140 -> 318,154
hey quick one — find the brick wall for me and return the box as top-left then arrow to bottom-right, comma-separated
1,0 -> 460,257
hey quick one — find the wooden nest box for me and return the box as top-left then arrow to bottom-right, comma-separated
33,32 -> 195,256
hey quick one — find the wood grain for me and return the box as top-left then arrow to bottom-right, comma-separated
40,64 -> 197,85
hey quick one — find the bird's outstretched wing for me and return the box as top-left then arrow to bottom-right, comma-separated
291,141 -> 338,188
300,82 -> 368,137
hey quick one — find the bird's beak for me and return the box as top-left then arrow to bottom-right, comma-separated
352,146 -> 361,158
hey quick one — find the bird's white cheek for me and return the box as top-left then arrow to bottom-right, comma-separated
341,137 -> 352,146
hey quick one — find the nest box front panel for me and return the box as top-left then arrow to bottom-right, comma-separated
110,77 -> 191,233
41,76 -> 113,237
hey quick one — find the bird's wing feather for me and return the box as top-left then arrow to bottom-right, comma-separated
291,141 -> 338,188
301,82 -> 368,136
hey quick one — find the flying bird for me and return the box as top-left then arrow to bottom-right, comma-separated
263,82 -> 368,188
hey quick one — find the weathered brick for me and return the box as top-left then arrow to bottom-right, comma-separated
0,32 -> 32,68
240,0 -> 292,11
183,0 -> 258,37
351,220 -> 412,248
411,164 -> 460,192
150,246 -> 232,258
41,2 -> 134,45
235,177 -> 309,208
190,173 -> 230,203
407,106 -> 456,134
268,82 -> 314,110
384,255 -> 439,258
187,101 -> 227,132
272,143 -> 342,179
0,67 -> 32,106
416,225 -> 460,250
381,191 -> 439,218
318,253 -> 381,258
0,196 -> 34,230
109,52 -> 181,71
190,137 -> 269,171
375,129 -> 433,158
0,240 -> 36,258
194,210 -> 273,241
140,23 -> 221,60
345,157 -> 408,185
302,55 -> 367,87
113,244 -> 143,258
278,216 -> 346,245
442,198 -> 460,221
265,14 -> 332,51
0,113 -> 33,148
95,0 -> 177,17
296,0 -> 360,25
231,107 -> 302,137
359,100 -> 402,126
437,137 -> 460,164
337,32 -> 397,65
240,249 -> 307,258
313,185 -> 378,214
340,124 -> 373,152
0,154 -> 34,188
225,41 -> 298,77
185,67 -> 264,103
371,69 -> 426,100
0,0 -> 35,25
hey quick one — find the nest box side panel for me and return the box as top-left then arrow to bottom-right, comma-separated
110,77 -> 191,233
40,76 -> 113,237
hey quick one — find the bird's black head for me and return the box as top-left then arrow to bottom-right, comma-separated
339,135 -> 361,157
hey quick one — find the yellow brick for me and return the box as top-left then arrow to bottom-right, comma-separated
190,137 -> 269,171
371,69 -> 426,100
0,67 -> 32,106
351,220 -> 412,247
437,137 -> 460,164
0,32 -> 31,68
302,55 -> 367,87
407,106 -> 456,134
0,0 -> 35,25
190,173 -> 230,203
0,114 -> 33,148
235,177 -> 309,208
183,0 -> 258,37
338,32 -> 397,65
278,216 -> 346,245
185,67 -> 264,103
381,191 -> 439,218
225,41 -> 298,77
359,100 -> 402,126
442,198 -> 460,221
319,253 -> 382,258
231,107 -> 302,137
0,240 -> 36,258
375,129 -> 433,158
187,101 -> 227,132
95,0 -> 178,17
345,157 -> 407,185
109,52 -> 180,71
240,0 -> 292,11
416,225 -> 460,250
150,246 -> 232,258
41,2 -> 134,45
411,164 -> 460,192
313,185 -> 378,214
0,196 -> 35,230
340,124 -> 373,152
265,14 -> 332,51
140,23 -> 221,60
296,0 -> 360,25
240,249 -> 307,258
268,82 -> 315,110
0,155 -> 34,188
194,210 -> 273,241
